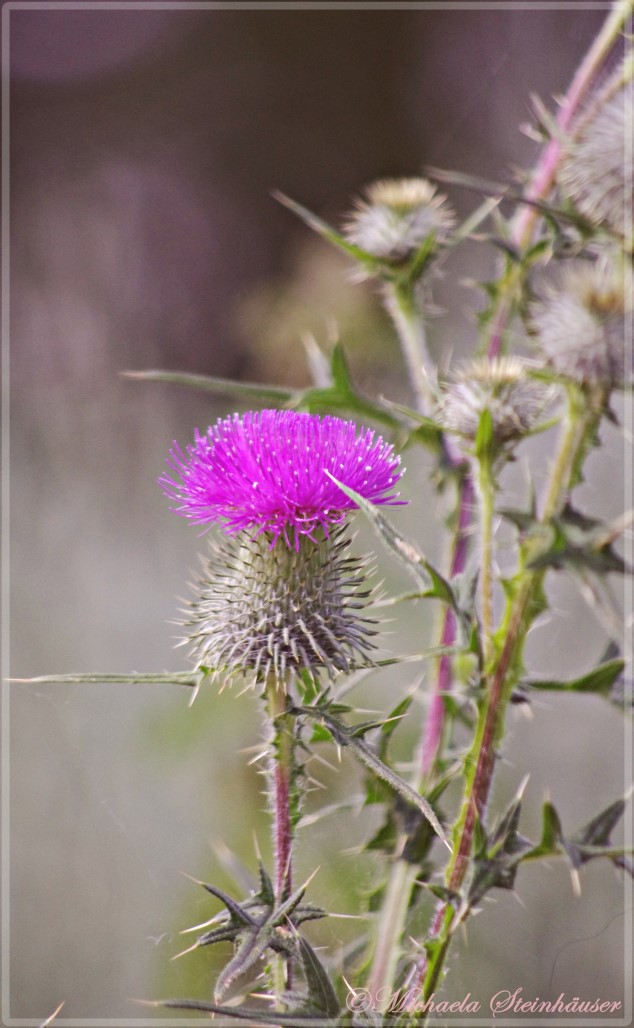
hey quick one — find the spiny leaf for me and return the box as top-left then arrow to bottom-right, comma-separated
274,190 -> 382,268
123,369 -> 294,401
297,935 -> 341,1018
328,475 -> 456,600
296,704 -> 448,848
154,997 -> 339,1025
13,671 -> 200,688
199,882 -> 258,926
526,801 -> 563,859
523,658 -> 625,697
570,797 -> 627,852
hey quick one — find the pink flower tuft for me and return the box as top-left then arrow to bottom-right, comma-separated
160,410 -> 404,547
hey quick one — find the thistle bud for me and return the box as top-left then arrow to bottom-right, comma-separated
434,356 -> 550,456
185,528 -> 376,685
343,177 -> 455,264
558,83 -> 633,240
531,261 -> 632,388
160,410 -> 405,686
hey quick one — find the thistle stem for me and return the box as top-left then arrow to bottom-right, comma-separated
385,282 -> 433,414
486,0 -> 633,359
477,454 -> 496,670
264,674 -> 296,1003
420,469 -> 475,777
366,844 -> 419,1004
413,384 -> 608,1019
265,676 -> 295,902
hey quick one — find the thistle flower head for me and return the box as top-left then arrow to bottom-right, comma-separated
161,410 -> 404,548
186,528 -> 377,685
343,177 -> 456,263
559,84 -> 633,238
435,357 -> 550,452
531,261 -> 632,388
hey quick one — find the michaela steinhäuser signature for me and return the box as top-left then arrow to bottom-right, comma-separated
345,985 -> 623,1017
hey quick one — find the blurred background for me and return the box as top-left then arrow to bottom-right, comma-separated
7,4 -> 630,1022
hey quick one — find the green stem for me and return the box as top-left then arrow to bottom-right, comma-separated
385,282 -> 433,414
366,845 -> 420,1005
486,0 -> 633,359
415,385 -> 608,1019
477,453 -> 496,670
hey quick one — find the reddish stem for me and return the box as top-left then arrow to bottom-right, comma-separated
272,759 -> 292,901
420,470 -> 475,776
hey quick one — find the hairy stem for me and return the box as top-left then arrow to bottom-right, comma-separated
477,453 -> 496,669
366,845 -> 420,1004
486,0 -> 632,359
420,469 -> 474,777
385,282 -> 433,414
413,385 -> 608,1017
265,675 -> 296,1001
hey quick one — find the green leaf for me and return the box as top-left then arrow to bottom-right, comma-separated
297,936 -> 341,1018
123,369 -> 294,402
378,694 -> 414,758
296,703 -> 449,847
310,723 -> 334,744
529,801 -> 564,859
404,230 -> 438,284
501,502 -> 631,576
297,344 -> 402,431
473,407 -> 494,462
273,190 -> 382,269
154,997 -> 339,1025
523,658 -> 625,697
327,475 -> 454,598
14,671 -> 200,689
571,797 -> 627,852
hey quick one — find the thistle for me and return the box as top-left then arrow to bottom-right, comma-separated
434,356 -> 551,458
531,261 -> 632,388
559,81 -> 633,240
343,176 -> 456,265
161,409 -> 404,686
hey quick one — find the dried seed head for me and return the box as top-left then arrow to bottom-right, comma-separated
185,528 -> 377,687
559,84 -> 633,238
532,261 -> 632,387
435,356 -> 550,449
343,177 -> 456,263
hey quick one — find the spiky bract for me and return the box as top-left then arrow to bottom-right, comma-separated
343,177 -> 455,263
161,410 -> 403,549
185,528 -> 376,686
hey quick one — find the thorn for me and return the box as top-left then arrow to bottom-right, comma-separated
171,940 -> 201,960
570,868 -> 582,898
39,1002 -> 65,1027
178,870 -> 205,887
179,916 -> 218,935
516,774 -> 530,800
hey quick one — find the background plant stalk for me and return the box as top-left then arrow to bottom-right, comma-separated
413,384 -> 609,1017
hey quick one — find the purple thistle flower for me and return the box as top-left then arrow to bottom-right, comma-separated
160,410 -> 404,548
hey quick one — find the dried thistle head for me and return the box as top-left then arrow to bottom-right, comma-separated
343,177 -> 456,264
559,82 -> 633,240
435,356 -> 551,455
531,261 -> 632,388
